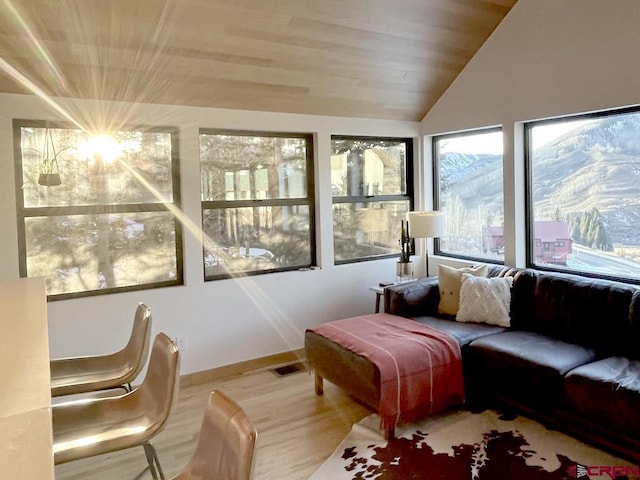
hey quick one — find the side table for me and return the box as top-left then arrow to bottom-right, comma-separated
369,283 -> 396,313
370,279 -> 420,313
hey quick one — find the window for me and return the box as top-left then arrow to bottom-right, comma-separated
13,120 -> 183,299
199,130 -> 315,279
331,136 -> 413,263
433,128 -> 504,262
525,107 -> 640,282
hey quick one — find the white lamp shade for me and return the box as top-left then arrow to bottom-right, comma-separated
406,211 -> 445,238
355,208 -> 389,233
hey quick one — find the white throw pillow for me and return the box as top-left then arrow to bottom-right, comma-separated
456,273 -> 513,327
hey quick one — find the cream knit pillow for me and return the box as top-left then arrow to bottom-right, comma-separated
437,264 -> 488,316
456,273 -> 513,327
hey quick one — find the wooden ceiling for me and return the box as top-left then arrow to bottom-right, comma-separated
0,0 -> 516,121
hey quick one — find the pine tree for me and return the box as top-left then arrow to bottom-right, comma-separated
570,208 -> 612,251
552,206 -> 564,222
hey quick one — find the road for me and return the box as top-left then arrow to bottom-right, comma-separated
567,244 -> 640,277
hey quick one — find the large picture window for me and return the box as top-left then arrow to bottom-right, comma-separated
331,136 -> 413,263
525,107 -> 640,282
433,128 -> 504,262
13,120 -> 183,299
199,130 -> 315,279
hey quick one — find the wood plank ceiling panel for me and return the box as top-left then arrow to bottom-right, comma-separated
0,0 -> 517,121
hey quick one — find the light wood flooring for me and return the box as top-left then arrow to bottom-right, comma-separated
54,360 -> 370,480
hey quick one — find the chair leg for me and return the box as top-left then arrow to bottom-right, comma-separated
143,442 -> 166,480
131,465 -> 150,480
131,442 -> 165,480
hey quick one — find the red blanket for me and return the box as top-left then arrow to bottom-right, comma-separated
309,313 -> 464,429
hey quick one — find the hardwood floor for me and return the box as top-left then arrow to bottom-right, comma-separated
54,360 -> 370,480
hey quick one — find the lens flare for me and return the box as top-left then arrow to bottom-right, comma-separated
78,134 -> 120,164
3,0 -> 66,88
1,0 -> 311,376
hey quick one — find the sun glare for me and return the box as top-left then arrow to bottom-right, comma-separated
79,134 -> 120,164
2,0 -> 309,361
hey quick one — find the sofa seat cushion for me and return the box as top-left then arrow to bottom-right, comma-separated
565,357 -> 640,438
466,331 -> 597,409
412,316 -> 505,347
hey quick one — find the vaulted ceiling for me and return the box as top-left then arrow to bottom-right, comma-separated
0,0 -> 516,121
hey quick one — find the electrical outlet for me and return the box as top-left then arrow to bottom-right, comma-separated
172,335 -> 188,351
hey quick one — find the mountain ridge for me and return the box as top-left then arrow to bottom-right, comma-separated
442,115 -> 640,246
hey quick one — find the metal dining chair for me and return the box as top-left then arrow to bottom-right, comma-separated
52,332 -> 180,480
171,390 -> 258,480
50,302 -> 152,397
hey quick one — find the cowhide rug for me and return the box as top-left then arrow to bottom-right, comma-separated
309,409 -> 638,480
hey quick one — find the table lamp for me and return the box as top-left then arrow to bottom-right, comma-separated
406,211 -> 445,276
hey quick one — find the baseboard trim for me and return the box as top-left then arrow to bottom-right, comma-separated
180,348 -> 307,387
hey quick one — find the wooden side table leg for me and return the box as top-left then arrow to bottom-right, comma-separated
314,371 -> 324,396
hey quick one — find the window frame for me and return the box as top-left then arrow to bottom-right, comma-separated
524,105 -> 640,285
432,126 -> 504,265
199,129 -> 316,280
330,135 -> 414,265
13,118 -> 184,300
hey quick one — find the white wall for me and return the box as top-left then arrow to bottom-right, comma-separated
0,93 -> 420,375
421,0 -> 640,267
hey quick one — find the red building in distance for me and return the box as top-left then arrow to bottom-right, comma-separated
482,221 -> 572,265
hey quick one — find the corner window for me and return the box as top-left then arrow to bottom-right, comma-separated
433,128 -> 504,262
13,120 -> 183,299
525,107 -> 640,282
199,130 -> 315,279
331,136 -> 413,263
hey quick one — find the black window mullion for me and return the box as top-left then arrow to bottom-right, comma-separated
19,203 -> 176,217
431,127 -> 503,263
432,135 -> 443,255
199,129 -> 316,279
523,106 -> 640,284
13,119 -> 183,299
203,198 -> 310,210
330,135 -> 413,264
332,194 -> 410,205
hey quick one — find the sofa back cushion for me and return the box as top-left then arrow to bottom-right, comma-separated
511,269 -> 640,359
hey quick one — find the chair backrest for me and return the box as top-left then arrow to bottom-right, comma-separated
172,390 -> 257,480
135,332 -> 181,438
52,332 -> 180,465
50,302 -> 153,397
117,302 -> 152,384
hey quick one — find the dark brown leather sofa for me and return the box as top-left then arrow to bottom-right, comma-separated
384,266 -> 640,464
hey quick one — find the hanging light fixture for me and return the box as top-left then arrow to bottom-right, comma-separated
38,126 -> 62,186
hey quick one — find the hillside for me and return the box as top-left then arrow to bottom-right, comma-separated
443,115 -> 640,246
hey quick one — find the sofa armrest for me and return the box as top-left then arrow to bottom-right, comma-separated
384,277 -> 440,317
